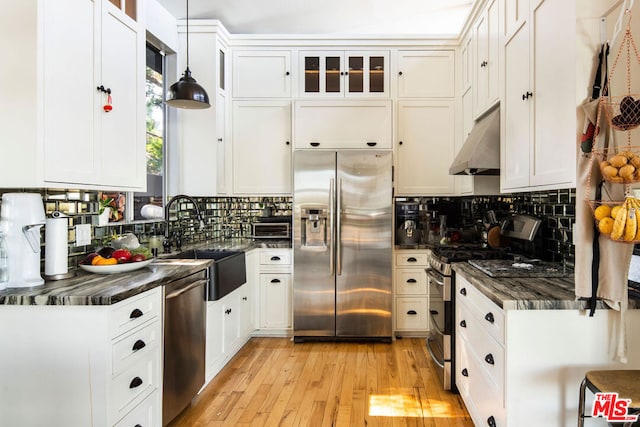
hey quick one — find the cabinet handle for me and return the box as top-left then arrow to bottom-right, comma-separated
217,138 -> 223,142
461,368 -> 469,377
487,416 -> 497,427
135,425 -> 142,427
225,308 -> 232,315
406,278 -> 417,284
485,353 -> 495,365
129,308 -> 143,319
480,60 -> 488,67
129,376 -> 143,389
460,288 -> 467,296
310,142 -> 320,147
407,257 -> 417,262
270,256 -> 281,261
286,141 -> 290,145
242,296 -> 248,301
398,71 -> 403,76
286,71 -> 290,76
429,309 -> 438,316
484,312 -> 495,324
407,310 -> 417,315
270,278 -> 281,283
132,339 -> 146,352
96,85 -> 111,94
399,141 -> 403,145
459,320 -> 466,328
366,142 -> 377,147
522,91 -> 533,100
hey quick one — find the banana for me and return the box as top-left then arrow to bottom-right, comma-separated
611,200 -> 628,240
625,204 -> 638,241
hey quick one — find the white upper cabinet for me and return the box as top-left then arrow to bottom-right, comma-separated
232,50 -> 291,98
299,50 -> 390,97
473,0 -> 500,117
461,36 -> 473,92
1,0 -> 146,190
232,100 -> 291,194
396,100 -> 456,195
502,0 -> 576,191
504,0 -> 530,39
397,50 -> 455,98
293,100 -> 392,150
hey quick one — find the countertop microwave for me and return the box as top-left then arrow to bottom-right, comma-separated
252,222 -> 290,239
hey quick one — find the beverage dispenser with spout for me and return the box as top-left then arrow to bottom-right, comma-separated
0,193 -> 46,288
395,201 -> 421,245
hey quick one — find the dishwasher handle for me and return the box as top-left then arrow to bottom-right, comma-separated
165,279 -> 208,300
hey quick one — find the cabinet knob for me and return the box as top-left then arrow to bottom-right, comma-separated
460,288 -> 467,296
487,416 -> 497,427
286,71 -> 290,76
129,376 -> 143,389
132,339 -> 146,352
218,138 -> 223,142
399,141 -> 403,145
129,308 -> 143,319
399,71 -> 403,76
461,368 -> 469,377
407,310 -> 417,315
225,308 -> 232,315
459,320 -> 466,328
522,91 -> 533,100
484,312 -> 495,324
242,296 -> 248,301
286,141 -> 290,145
96,85 -> 111,94
484,353 -> 495,365
480,60 -> 488,67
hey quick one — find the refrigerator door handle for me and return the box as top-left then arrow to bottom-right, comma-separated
329,178 -> 335,276
336,177 -> 342,276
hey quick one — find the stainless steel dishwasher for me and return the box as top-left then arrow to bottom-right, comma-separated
162,269 -> 208,426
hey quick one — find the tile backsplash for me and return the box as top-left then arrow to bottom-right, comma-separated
0,186 -> 575,272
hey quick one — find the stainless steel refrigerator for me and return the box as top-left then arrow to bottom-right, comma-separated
293,150 -> 392,341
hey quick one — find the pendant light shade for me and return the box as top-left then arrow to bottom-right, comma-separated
166,0 -> 211,109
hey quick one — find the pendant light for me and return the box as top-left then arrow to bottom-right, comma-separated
166,0 -> 211,109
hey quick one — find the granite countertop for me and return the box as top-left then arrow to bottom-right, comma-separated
453,262 -> 640,311
0,238 -> 292,307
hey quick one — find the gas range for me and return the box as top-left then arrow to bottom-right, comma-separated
429,244 -> 512,275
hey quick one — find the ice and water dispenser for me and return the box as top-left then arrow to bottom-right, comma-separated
299,207 -> 328,249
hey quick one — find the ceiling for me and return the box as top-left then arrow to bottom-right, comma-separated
155,0 -> 476,37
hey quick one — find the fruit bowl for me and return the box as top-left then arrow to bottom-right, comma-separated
594,146 -> 640,183
590,198 -> 640,243
601,95 -> 640,131
79,258 -> 153,274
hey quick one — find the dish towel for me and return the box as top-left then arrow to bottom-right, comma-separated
575,100 -> 633,363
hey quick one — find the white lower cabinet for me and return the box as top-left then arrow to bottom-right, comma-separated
455,273 -> 640,426
393,249 -> 429,335
0,287 -> 162,427
255,249 -> 292,335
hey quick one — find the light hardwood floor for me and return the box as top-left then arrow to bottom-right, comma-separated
168,337 -> 473,427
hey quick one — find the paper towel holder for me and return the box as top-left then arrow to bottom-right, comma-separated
44,211 -> 76,281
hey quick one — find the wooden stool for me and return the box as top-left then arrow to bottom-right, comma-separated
578,370 -> 640,426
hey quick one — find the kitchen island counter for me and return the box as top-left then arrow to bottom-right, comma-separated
453,262 -> 640,310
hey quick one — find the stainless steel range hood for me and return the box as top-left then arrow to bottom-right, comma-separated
449,107 -> 500,176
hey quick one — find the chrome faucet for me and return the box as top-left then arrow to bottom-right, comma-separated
163,194 -> 205,253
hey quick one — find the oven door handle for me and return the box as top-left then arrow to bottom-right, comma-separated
429,309 -> 446,336
425,268 -> 445,286
426,337 -> 445,368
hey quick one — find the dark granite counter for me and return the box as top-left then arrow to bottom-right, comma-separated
0,238 -> 292,306
453,262 -> 640,311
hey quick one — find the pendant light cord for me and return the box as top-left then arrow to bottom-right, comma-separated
186,0 -> 190,69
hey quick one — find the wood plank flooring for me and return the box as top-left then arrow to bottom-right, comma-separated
168,337 -> 473,427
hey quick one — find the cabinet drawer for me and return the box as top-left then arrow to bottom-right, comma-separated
457,335 -> 505,427
259,250 -> 291,266
457,277 -> 504,343
110,349 -> 161,422
395,297 -> 428,330
395,252 -> 428,266
110,288 -> 161,339
395,269 -> 428,295
457,301 -> 504,388
111,320 -> 161,376
113,389 -> 160,427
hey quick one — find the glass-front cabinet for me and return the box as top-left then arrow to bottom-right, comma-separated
300,50 -> 389,97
